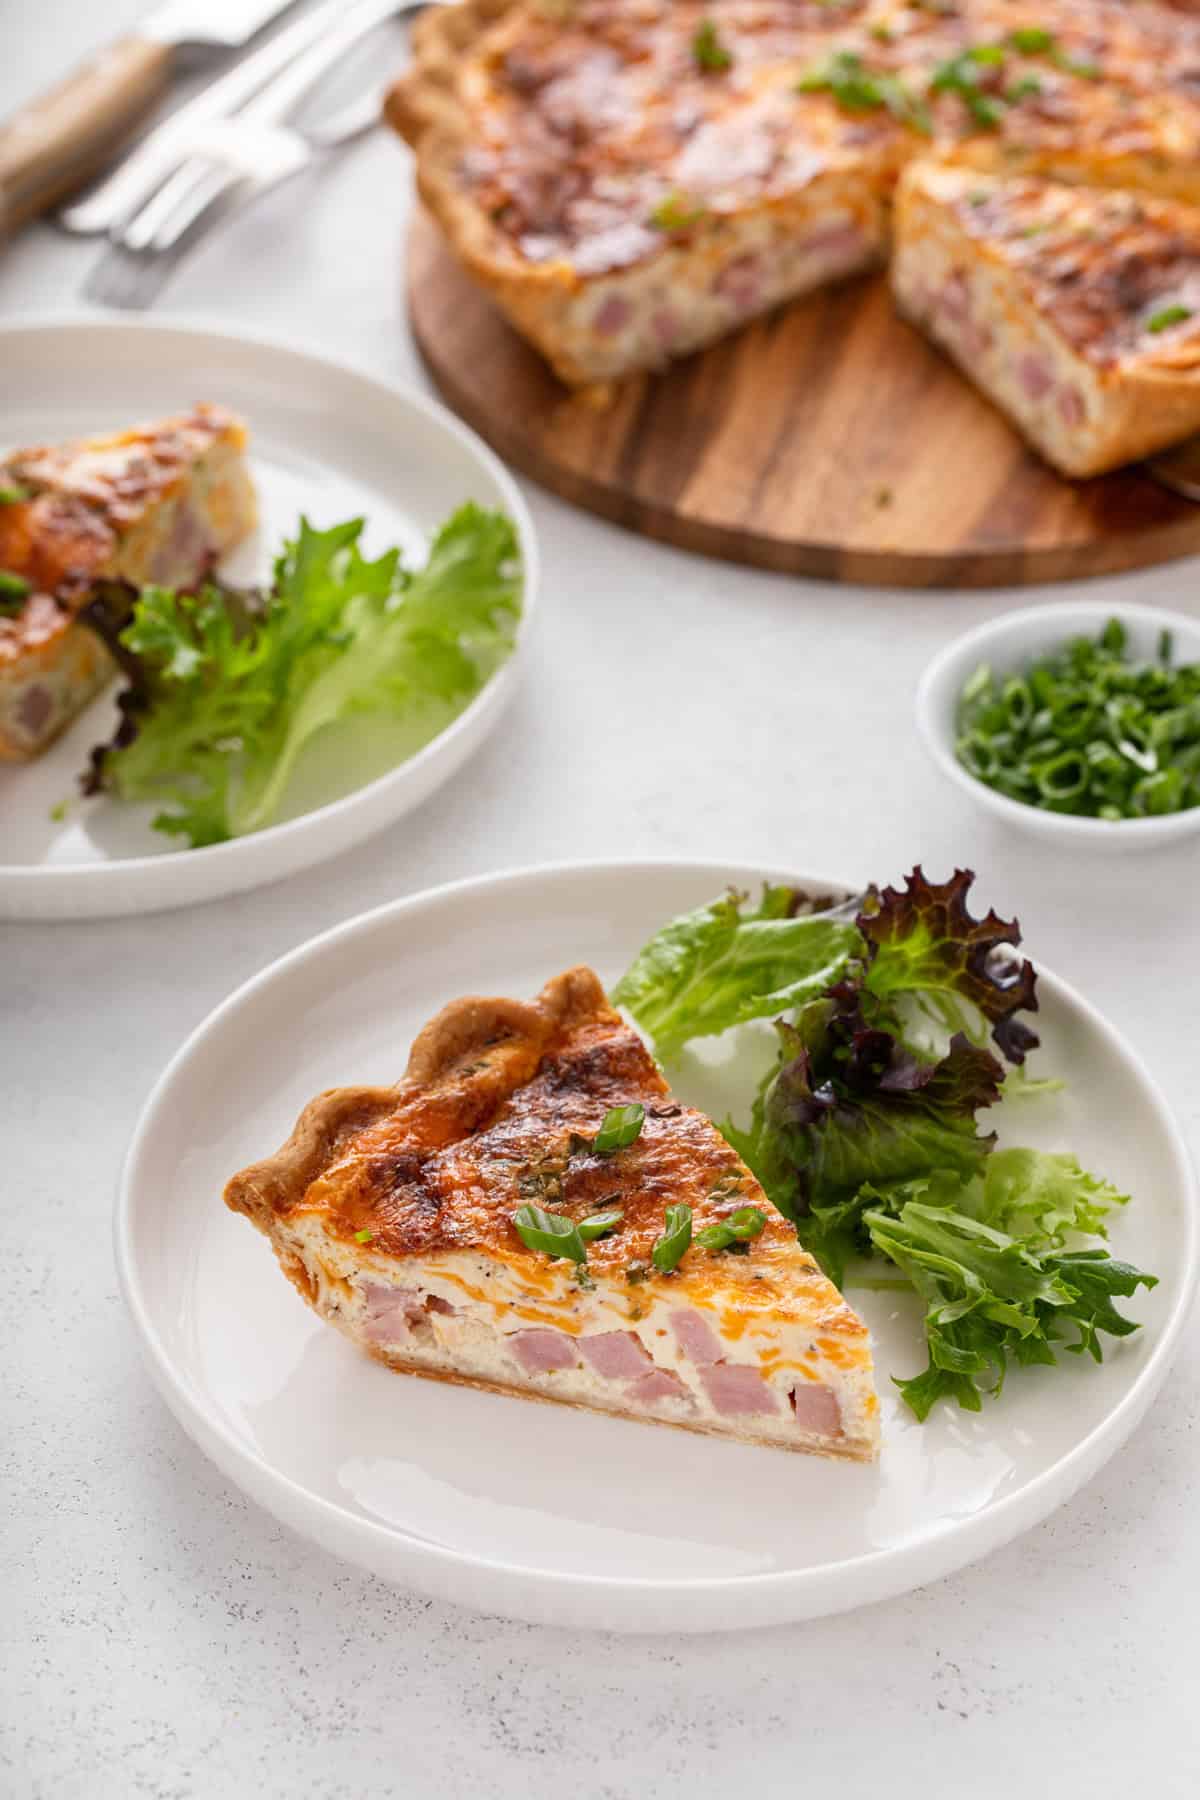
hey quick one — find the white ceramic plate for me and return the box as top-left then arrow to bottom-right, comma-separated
116,861 -> 1198,1634
0,318 -> 537,920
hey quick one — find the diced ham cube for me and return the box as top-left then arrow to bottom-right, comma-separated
714,254 -> 762,311
362,1284 -> 424,1346
17,683 -> 54,740
628,1368 -> 690,1407
1018,352 -> 1054,400
651,307 -> 680,349
802,222 -> 865,265
594,294 -> 632,336
508,1328 -> 578,1373
788,1383 -> 842,1437
579,1331 -> 653,1379
698,1362 -> 780,1417
669,1308 -> 723,1366
1058,386 -> 1085,428
942,270 -> 970,320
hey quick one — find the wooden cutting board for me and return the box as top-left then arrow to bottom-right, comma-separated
407,209 -> 1200,589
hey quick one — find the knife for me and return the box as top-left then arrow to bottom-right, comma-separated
0,0 -> 299,238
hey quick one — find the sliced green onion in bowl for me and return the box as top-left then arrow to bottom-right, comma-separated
950,616 -> 1200,824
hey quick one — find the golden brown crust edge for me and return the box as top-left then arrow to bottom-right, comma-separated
384,0 -> 515,148
222,965 -> 614,1235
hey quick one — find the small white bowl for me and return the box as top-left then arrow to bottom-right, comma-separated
917,600 -> 1200,853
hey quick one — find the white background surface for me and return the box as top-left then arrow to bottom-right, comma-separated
2,4 -> 1198,1795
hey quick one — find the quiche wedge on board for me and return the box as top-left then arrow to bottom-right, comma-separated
0,405 -> 256,760
892,163 -> 1200,477
224,966 -> 881,1461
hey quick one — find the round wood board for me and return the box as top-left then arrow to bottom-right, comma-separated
407,210 -> 1200,589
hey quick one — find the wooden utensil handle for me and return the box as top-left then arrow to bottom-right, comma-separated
0,36 -> 173,237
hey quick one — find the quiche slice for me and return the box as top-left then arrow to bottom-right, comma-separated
0,405 -> 256,760
225,966 -> 881,1461
891,162 -> 1200,477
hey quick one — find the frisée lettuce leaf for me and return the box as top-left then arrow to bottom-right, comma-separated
863,1178 -> 1154,1419
83,503 -> 521,846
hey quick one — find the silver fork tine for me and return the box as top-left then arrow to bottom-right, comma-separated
84,245 -> 166,312
120,157 -> 231,255
85,184 -> 247,310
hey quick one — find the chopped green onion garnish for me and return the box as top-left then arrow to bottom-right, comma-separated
692,16 -> 731,72
955,617 -> 1200,821
695,1206 -> 766,1252
695,1223 -> 737,1251
651,1202 -> 693,1274
354,1228 -> 374,1244
592,1103 -> 645,1154
578,1208 -> 624,1241
0,570 -> 32,600
1146,303 -> 1193,335
798,49 -> 930,133
1008,26 -> 1054,53
0,482 -> 29,506
931,50 -> 1009,128
649,193 -> 706,232
513,1204 -> 587,1263
727,1205 -> 767,1239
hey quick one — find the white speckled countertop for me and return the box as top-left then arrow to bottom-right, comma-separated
3,5 -> 1199,1794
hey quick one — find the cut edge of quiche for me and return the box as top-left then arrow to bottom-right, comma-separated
224,965 -> 881,1462
892,160 -> 1200,477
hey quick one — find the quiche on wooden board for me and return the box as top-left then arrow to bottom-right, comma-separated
225,966 -> 881,1461
386,0 -> 1200,472
0,406 -> 256,760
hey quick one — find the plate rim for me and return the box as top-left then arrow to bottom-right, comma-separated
0,313 -> 539,902
113,858 -> 1200,1624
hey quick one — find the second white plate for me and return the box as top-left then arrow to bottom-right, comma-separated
115,861 -> 1198,1633
0,318 -> 537,920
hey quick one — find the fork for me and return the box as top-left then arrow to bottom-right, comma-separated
85,0 -> 417,309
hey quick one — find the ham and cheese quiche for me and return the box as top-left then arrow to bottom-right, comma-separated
387,0 -> 1200,391
0,405 -> 256,760
225,966 -> 881,1461
892,163 -> 1200,475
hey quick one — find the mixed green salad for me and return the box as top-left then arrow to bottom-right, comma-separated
615,868 -> 1157,1421
956,618 -> 1200,821
80,502 -> 522,846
